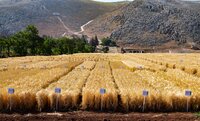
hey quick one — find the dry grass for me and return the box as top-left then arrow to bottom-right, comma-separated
0,54 -> 200,112
2,61 -> 81,93
122,60 -> 143,71
111,60 -> 200,112
36,61 -> 96,111
123,55 -> 167,72
0,69 -> 41,88
81,61 -> 118,111
132,53 -> 200,76
0,56 -> 82,112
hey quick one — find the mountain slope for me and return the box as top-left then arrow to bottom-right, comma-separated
84,0 -> 200,50
0,0 -> 123,37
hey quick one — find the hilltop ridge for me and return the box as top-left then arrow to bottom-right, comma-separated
84,0 -> 200,50
0,0 -> 124,37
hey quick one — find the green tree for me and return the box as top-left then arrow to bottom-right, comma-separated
89,36 -> 99,47
94,35 -> 99,46
101,37 -> 112,46
43,36 -> 55,55
81,35 -> 87,43
74,38 -> 86,53
84,44 -> 95,53
0,37 -> 5,57
55,38 -> 63,55
56,37 -> 75,54
12,31 -> 29,56
102,46 -> 109,53
64,38 -> 75,54
0,25 -> 97,58
52,48 -> 61,55
4,37 -> 13,57
110,41 -> 116,46
24,25 -> 42,55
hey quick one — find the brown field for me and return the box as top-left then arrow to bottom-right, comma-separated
0,112 -> 199,121
0,53 -> 200,113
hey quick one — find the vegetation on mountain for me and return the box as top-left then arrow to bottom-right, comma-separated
89,35 -> 99,47
0,25 -> 95,58
101,37 -> 116,47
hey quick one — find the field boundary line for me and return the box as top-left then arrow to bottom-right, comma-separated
42,62 -> 83,89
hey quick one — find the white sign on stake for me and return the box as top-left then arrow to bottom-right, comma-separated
143,90 -> 148,96
185,90 -> 192,112
8,88 -> 14,94
55,88 -> 61,94
55,88 -> 61,112
142,90 -> 148,112
100,88 -> 106,94
185,90 -> 192,96
100,88 -> 106,111
8,88 -> 14,112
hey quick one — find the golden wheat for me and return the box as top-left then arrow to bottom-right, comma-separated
82,61 -> 118,111
0,54 -> 200,112
39,61 -> 96,111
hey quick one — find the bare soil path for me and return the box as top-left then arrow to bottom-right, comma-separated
0,111 -> 199,121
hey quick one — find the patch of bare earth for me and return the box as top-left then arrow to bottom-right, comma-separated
0,111 -> 199,121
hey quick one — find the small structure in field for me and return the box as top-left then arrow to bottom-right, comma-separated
120,47 -> 153,53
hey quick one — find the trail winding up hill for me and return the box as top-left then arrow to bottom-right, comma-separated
0,0 -> 123,37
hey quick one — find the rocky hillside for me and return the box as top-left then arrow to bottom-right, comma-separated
84,0 -> 200,50
0,0 -> 123,37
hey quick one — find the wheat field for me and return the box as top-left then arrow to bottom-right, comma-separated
0,53 -> 200,112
